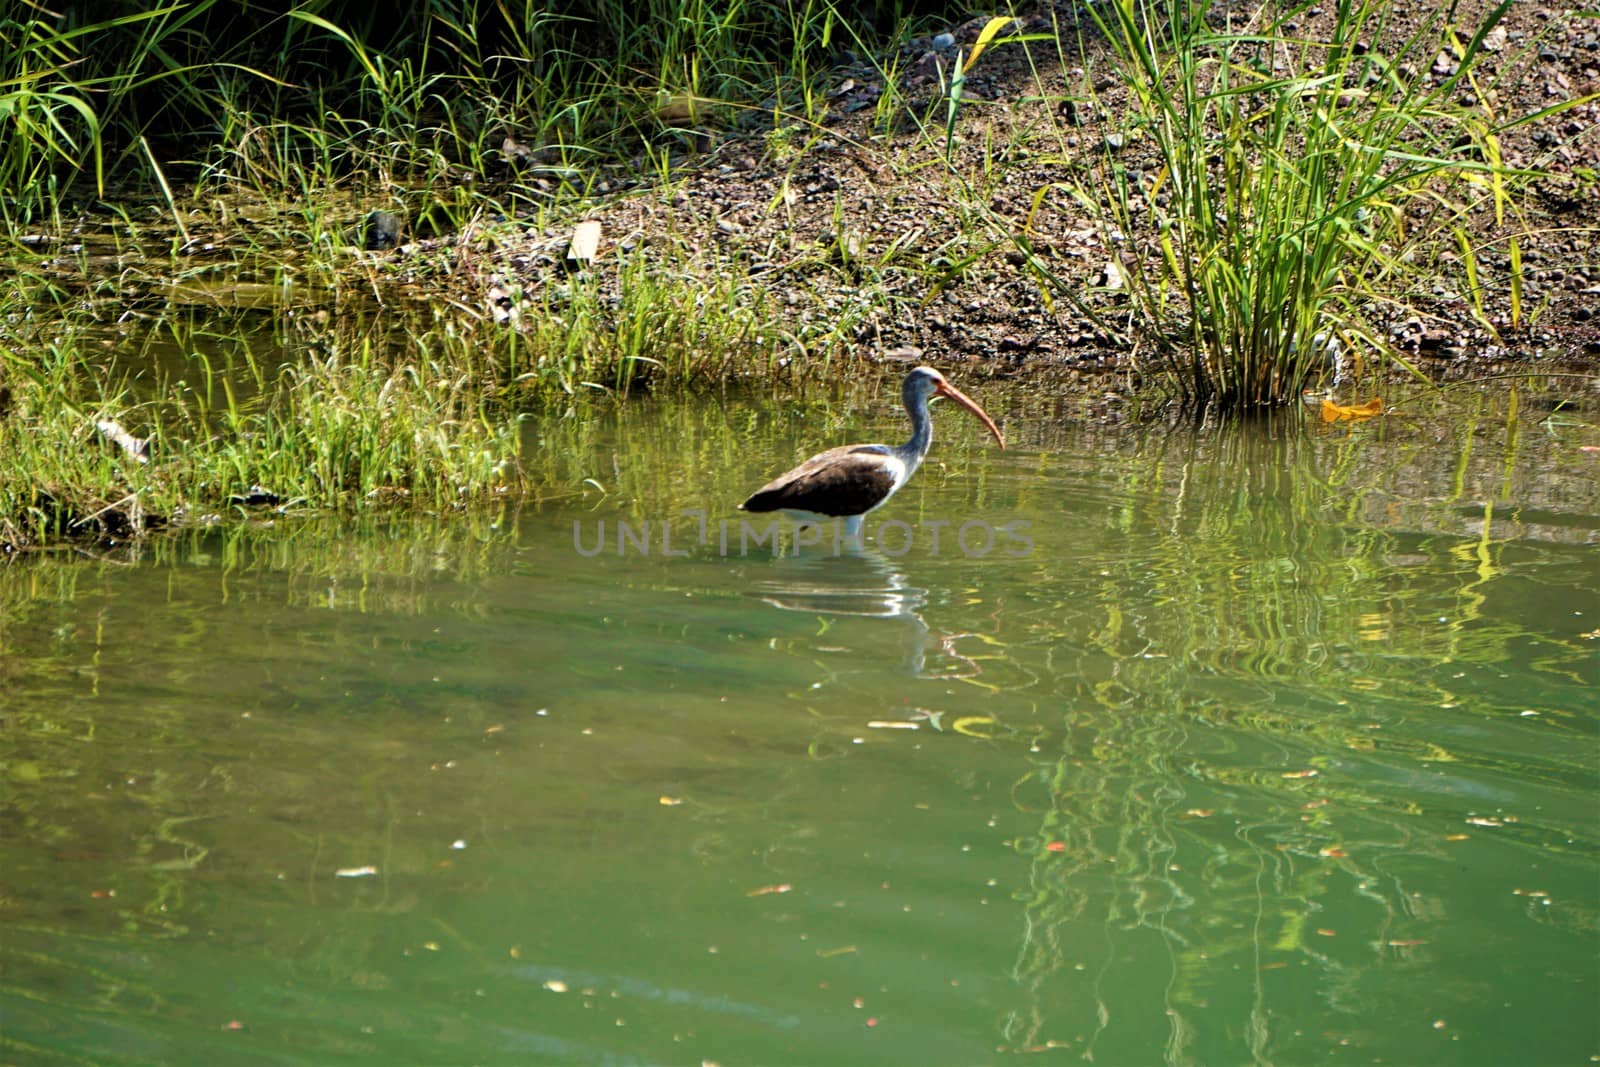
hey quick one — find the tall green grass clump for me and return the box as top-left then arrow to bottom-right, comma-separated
0,333 -> 523,551
1076,0 -> 1526,410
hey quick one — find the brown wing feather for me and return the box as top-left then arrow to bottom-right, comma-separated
740,446 -> 897,517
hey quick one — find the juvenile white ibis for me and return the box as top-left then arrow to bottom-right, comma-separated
739,366 -> 1005,537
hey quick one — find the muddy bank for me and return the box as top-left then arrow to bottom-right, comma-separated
392,1 -> 1600,391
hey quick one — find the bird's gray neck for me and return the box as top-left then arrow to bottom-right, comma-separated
898,380 -> 933,473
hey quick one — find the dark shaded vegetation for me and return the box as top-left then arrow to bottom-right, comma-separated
4,0 -> 936,206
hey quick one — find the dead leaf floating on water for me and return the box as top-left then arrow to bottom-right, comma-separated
1321,397 -> 1384,422
951,716 -> 998,739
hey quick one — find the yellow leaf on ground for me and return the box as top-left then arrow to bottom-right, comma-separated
1321,397 -> 1384,422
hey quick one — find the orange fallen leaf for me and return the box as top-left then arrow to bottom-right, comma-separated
1321,397 -> 1384,422
1045,841 -> 1067,852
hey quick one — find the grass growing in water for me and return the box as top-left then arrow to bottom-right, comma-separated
0,242 -> 872,551
0,331 -> 522,549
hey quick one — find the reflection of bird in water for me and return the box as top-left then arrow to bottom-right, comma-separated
749,548 -> 931,675
751,547 -> 924,618
740,367 -> 1005,537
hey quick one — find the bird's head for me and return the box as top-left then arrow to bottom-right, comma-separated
904,367 -> 1005,449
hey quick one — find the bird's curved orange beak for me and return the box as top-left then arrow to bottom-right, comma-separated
936,380 -> 1006,450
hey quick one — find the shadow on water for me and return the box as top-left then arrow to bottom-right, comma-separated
2,385 -> 1597,1064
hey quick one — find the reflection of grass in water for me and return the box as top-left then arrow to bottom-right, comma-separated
1003,702 -> 1439,1061
996,420 -> 1597,1062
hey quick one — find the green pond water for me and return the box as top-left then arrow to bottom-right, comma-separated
3,386 -> 1597,1066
